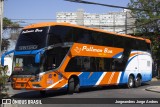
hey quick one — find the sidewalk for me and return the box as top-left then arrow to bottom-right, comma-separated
145,77 -> 160,93
151,77 -> 160,81
1,84 -> 18,107
145,86 -> 160,93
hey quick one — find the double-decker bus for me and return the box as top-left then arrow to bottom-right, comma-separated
1,22 -> 152,95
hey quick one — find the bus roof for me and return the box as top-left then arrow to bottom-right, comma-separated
23,22 -> 151,43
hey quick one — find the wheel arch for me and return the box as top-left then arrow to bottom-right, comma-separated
68,75 -> 80,85
129,73 -> 135,80
137,73 -> 142,79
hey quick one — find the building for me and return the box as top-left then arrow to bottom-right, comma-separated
56,9 -> 135,34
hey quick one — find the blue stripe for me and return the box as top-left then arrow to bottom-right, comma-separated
14,48 -> 45,55
113,52 -> 123,58
119,55 -> 137,83
79,72 -> 103,86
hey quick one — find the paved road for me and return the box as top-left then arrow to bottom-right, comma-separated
3,81 -> 160,107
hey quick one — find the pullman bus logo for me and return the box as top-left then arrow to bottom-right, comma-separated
74,47 -> 82,53
74,45 -> 113,54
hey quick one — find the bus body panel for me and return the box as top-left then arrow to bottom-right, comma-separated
11,49 -> 152,90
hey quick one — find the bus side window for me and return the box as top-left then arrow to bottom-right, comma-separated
49,34 -> 62,45
83,57 -> 90,71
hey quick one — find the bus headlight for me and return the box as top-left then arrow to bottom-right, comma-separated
35,75 -> 42,81
34,72 -> 45,82
32,84 -> 42,88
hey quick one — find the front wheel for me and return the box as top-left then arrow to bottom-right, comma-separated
127,76 -> 134,88
68,78 -> 74,94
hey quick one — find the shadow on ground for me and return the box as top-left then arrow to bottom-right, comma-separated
11,83 -> 150,99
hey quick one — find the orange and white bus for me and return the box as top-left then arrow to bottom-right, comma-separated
1,22 -> 152,95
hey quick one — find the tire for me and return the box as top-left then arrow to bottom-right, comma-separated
68,78 -> 74,94
40,90 -> 46,96
135,76 -> 141,87
127,75 -> 134,88
74,82 -> 80,93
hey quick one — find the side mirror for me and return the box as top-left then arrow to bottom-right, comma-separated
1,50 -> 14,66
35,52 -> 41,63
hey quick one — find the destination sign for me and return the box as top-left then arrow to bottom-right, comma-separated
18,45 -> 38,50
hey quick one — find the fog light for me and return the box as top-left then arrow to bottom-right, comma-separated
32,84 -> 42,88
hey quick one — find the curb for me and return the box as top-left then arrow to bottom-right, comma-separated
151,78 -> 160,81
145,86 -> 160,93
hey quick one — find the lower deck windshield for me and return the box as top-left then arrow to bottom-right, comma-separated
12,47 -> 70,75
12,55 -> 41,75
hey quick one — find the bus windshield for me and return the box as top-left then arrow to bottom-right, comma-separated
12,55 -> 43,75
15,27 -> 49,51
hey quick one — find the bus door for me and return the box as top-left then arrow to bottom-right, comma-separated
46,54 -> 57,70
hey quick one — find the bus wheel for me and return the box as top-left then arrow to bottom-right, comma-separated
135,76 -> 141,87
127,75 -> 134,88
68,78 -> 74,94
40,90 -> 46,96
74,80 -> 80,93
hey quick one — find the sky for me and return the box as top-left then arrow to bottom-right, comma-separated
4,0 -> 130,26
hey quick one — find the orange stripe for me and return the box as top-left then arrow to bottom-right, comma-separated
53,79 -> 67,89
52,72 -> 82,89
129,53 -> 137,58
99,72 -> 112,85
110,72 -> 120,84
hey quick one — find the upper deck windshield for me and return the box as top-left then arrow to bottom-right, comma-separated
15,27 -> 49,51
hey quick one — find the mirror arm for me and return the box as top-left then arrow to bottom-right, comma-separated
1,50 -> 15,66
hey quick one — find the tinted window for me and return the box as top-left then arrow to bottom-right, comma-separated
114,36 -> 125,48
15,27 -> 48,51
65,56 -> 128,72
12,55 -> 41,75
49,26 -> 73,45
45,47 -> 69,71
137,40 -> 148,51
92,32 -> 114,47
48,25 -> 149,52
73,29 -> 93,44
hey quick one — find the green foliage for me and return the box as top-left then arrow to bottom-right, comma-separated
3,17 -> 20,30
1,38 -> 10,51
0,65 -> 9,95
128,0 -> 160,33
128,0 -> 160,60
2,17 -> 20,51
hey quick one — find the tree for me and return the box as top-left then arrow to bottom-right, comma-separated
1,38 -> 9,51
128,0 -> 160,64
2,17 -> 20,51
3,17 -> 20,30
0,65 -> 9,98
128,0 -> 160,34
